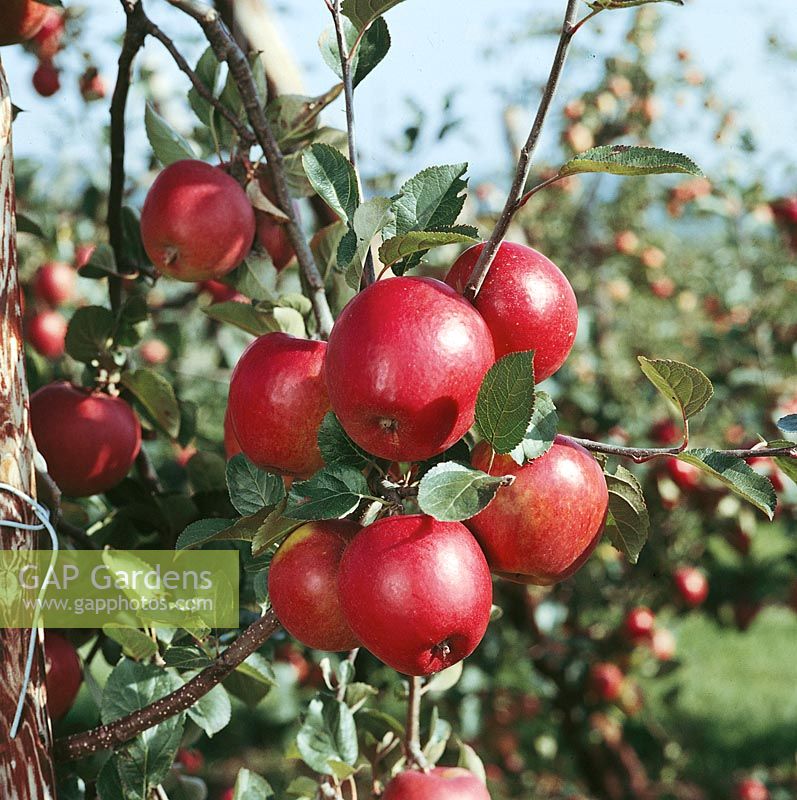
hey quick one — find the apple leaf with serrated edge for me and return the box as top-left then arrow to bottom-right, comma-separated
286,465 -> 371,520
226,454 -> 286,516
509,391 -> 559,464
232,769 -> 275,800
759,440 -> 797,487
318,412 -> 372,469
302,143 -> 359,224
121,368 -> 180,438
341,0 -> 406,30
604,465 -> 650,564
475,350 -> 537,454
296,696 -> 358,775
319,17 -> 391,88
677,449 -> 776,518
379,226 -> 479,268
418,462 -> 513,522
337,197 -> 394,289
144,103 -> 196,166
251,500 -> 304,557
638,356 -> 713,421
560,145 -> 701,178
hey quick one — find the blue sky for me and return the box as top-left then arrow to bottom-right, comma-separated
3,0 -> 797,192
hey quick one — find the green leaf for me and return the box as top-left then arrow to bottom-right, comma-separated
475,350 -> 537,454
296,696 -> 359,775
233,769 -> 275,800
16,212 -> 44,238
187,47 -> 221,126
604,465 -> 650,564
203,300 -> 306,337
318,412 -> 372,469
267,86 -> 343,151
224,256 -> 278,302
590,0 -> 683,8
342,0 -> 406,30
319,17 -> 391,88
378,227 -> 478,268
162,646 -> 212,670
224,652 -> 276,706
423,707 -> 452,766
425,662 -> 463,694
457,740 -> 487,785
121,368 -> 181,438
144,103 -> 196,166
337,196 -> 394,289
102,625 -> 158,661
559,145 -> 702,179
509,391 -> 559,465
251,500 -> 303,557
176,518 -> 235,550
418,461 -> 511,522
186,451 -> 227,494
766,440 -> 797,486
65,305 -> 115,363
226,453 -> 286,515
78,243 -> 118,279
302,143 -> 360,224
286,465 -> 370,520
283,128 -> 350,197
638,357 -> 714,421
777,415 -> 797,438
677,450 -> 777,518
96,759 -> 124,800
187,681 -> 231,737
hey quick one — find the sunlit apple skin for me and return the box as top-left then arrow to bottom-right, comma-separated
33,7 -> 64,59
33,261 -> 75,307
228,333 -> 329,477
26,309 -> 67,358
338,514 -> 493,676
468,436 -> 608,585
589,662 -> 624,702
140,160 -> 255,281
30,383 -> 142,497
445,241 -> 578,382
383,767 -> 491,800
44,632 -> 82,721
223,405 -> 242,460
624,606 -> 655,642
325,277 -> 495,462
269,521 -> 360,652
665,457 -> 701,491
734,778 -> 769,800
673,566 -> 708,607
0,0 -> 49,46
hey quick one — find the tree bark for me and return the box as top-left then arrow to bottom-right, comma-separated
0,57 -> 57,799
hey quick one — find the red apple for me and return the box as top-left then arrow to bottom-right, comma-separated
325,277 -> 495,462
673,566 -> 708,608
734,778 -> 769,800
228,333 -> 329,476
650,627 -> 676,661
175,748 -> 204,775
198,279 -> 243,303
254,166 -> 297,271
74,244 -> 96,270
33,261 -> 75,307
650,418 -> 680,446
268,520 -> 360,652
32,59 -> 60,97
0,0 -> 49,46
273,643 -> 311,683
79,67 -> 106,102
468,436 -> 608,585
32,7 -> 64,59
223,405 -> 242,460
26,309 -> 66,358
30,382 -> 142,497
44,632 -> 82,721
445,242 -> 578,382
589,662 -> 624,702
383,767 -> 491,800
139,339 -> 170,365
624,606 -> 655,642
665,457 -> 701,491
220,790 -> 234,800
140,160 -> 255,281
338,514 -> 492,675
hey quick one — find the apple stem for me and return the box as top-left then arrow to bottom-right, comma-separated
462,0 -> 585,302
404,675 -> 429,770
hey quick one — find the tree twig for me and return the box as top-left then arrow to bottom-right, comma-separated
404,676 -> 427,770
463,0 -> 582,301
166,0 -> 335,338
54,609 -> 280,761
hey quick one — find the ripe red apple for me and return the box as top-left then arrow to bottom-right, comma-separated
32,7 -> 64,59
140,160 -> 255,281
445,242 -> 578,382
650,627 -> 676,661
32,60 -> 60,97
33,261 -> 75,307
589,662 -> 624,702
175,748 -> 204,775
139,339 -> 170,365
650,418 -> 680,446
0,0 -> 49,46
44,632 -> 82,721
273,643 -> 311,683
228,333 -> 329,476
665,457 -> 701,491
734,778 -> 769,800
268,520 -> 360,652
30,382 -> 142,497
198,279 -> 243,303
26,309 -> 66,358
223,405 -> 242,460
673,566 -> 709,608
468,436 -> 608,585
220,790 -> 234,800
338,514 -> 492,675
79,67 -> 106,102
383,767 -> 491,800
254,166 -> 297,271
624,606 -> 655,642
325,277 -> 495,462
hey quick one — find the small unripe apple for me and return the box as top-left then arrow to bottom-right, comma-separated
26,309 -> 67,358
665,457 -> 701,491
30,382 -> 142,497
325,276 -> 495,462
468,436 -> 608,585
33,7 -> 64,59
383,767 -> 491,800
140,160 -> 255,281
445,242 -> 578,382
33,261 -> 76,307
650,418 -> 680,446
0,0 -> 49,46
650,627 -> 676,661
269,520 -> 360,652
589,662 -> 624,702
79,67 -> 106,102
734,778 -> 769,800
223,405 -> 242,460
228,333 -> 329,476
44,632 -> 82,721
673,566 -> 708,608
32,60 -> 60,97
139,339 -> 170,365
624,606 -> 655,642
338,514 -> 492,675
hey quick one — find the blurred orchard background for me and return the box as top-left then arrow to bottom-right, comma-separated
5,1 -> 797,798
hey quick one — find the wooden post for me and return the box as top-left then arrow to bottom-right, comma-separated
0,56 -> 57,800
